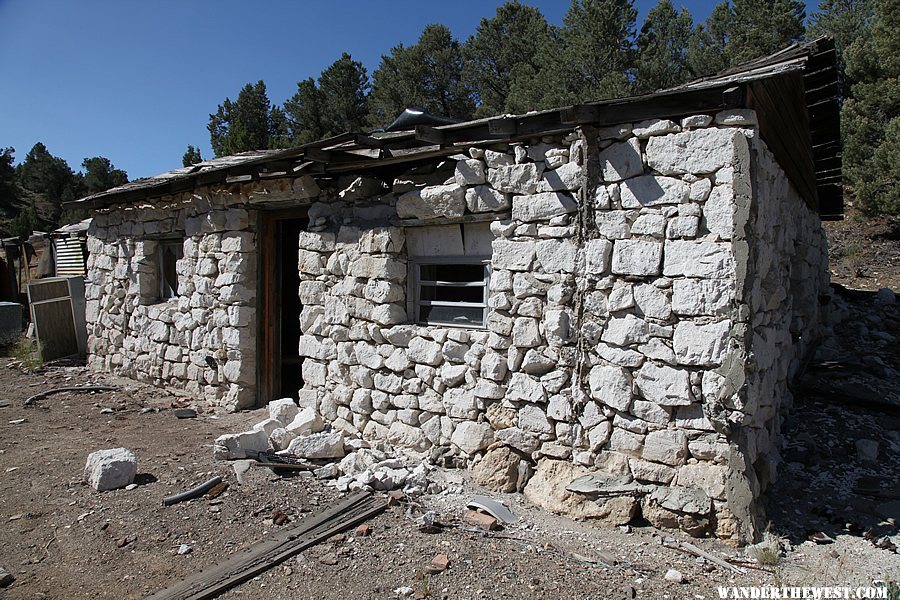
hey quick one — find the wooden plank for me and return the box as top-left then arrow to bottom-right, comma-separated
414,125 -> 447,145
148,492 -> 386,600
488,118 -> 518,136
394,211 -> 512,228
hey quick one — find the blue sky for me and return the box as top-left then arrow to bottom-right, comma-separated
0,1 -> 813,181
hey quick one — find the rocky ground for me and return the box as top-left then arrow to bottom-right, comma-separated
824,208 -> 900,292
0,213 -> 898,599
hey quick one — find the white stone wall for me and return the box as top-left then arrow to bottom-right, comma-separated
84,109 -> 829,542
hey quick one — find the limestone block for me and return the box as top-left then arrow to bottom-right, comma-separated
408,336 -> 443,366
512,191 -> 577,222
629,458 -> 676,484
609,428 -> 644,455
704,185 -> 735,240
283,432 -> 345,459
213,430 -> 269,460
492,239 -> 535,271
266,398 -> 298,426
673,320 -> 731,366
538,162 -> 582,192
495,427 -> 540,454
455,159 -> 486,186
620,175 -> 688,208
596,211 -> 631,239
635,362 -> 691,406
681,114 -> 713,129
487,163 -> 543,194
671,278 -> 734,316
585,239 -> 613,275
535,239 -> 578,274
599,138 -> 643,182
663,240 -> 734,279
543,310 -> 571,346
643,429 -> 688,465
252,417 -> 282,438
611,239 -> 662,276
667,216 -> 699,239
632,399 -> 671,424
471,447 -> 521,493
597,342 -> 644,367
83,448 -> 138,491
348,256 -> 406,281
675,463 -> 728,500
451,421 -> 495,455
466,186 -> 510,213
602,314 -> 649,346
633,118 -> 679,138
511,317 -> 541,347
630,213 -> 666,237
645,128 -> 739,175
588,421 -> 613,450
632,284 -> 671,320
484,150 -> 514,168
588,365 -> 632,411
396,184 -> 465,219
506,372 -> 547,403
387,421 -> 429,450
518,403 -> 554,435
649,486 -> 711,516
714,109 -> 757,126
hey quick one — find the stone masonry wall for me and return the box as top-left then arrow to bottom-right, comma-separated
85,108 -> 828,542
286,110 -> 829,541
85,177 -> 321,410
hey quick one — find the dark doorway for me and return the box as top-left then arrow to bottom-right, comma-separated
259,210 -> 308,404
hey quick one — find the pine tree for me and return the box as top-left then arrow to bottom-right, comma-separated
16,142 -> 77,227
0,148 -> 17,218
182,145 -> 203,167
463,1 -> 555,116
317,53 -> 370,135
635,0 -> 695,93
727,0 -> 806,64
284,78 -> 327,145
687,2 -> 733,76
208,81 -> 277,156
81,157 -> 128,195
841,0 -> 899,215
561,0 -> 638,101
808,0 -> 875,97
369,25 -> 475,128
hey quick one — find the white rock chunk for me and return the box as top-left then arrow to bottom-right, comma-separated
673,320 -> 731,366
84,448 -> 138,491
599,138 -> 643,182
512,191 -> 578,222
588,365 -> 632,411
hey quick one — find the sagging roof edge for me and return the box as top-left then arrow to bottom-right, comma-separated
67,37 -> 841,219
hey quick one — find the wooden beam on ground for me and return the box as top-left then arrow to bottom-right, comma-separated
415,125 -> 447,145
146,492 -> 387,600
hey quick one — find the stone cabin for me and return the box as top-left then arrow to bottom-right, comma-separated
69,39 -> 841,542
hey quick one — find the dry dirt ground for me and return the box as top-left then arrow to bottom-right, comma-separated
824,209 -> 900,292
0,216 -> 898,600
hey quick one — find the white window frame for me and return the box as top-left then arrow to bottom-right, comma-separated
157,239 -> 183,301
408,256 -> 490,329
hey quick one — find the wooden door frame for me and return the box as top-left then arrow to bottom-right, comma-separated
257,207 -> 308,406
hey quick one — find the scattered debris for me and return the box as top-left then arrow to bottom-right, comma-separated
172,408 -> 197,419
664,568 -> 684,583
662,539 -> 744,574
394,586 -> 414,598
24,385 -> 117,407
271,509 -> 290,526
354,524 -> 372,537
9,418 -> 25,425
425,553 -> 450,574
464,510 -> 499,531
146,491 -> 386,599
807,531 -> 835,544
162,476 -> 223,507
416,511 -> 442,534
205,481 -> 229,499
467,496 -> 518,524
83,448 -> 138,491
0,565 -> 13,587
177,544 -> 192,555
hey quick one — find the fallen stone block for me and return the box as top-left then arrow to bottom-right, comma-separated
282,431 -> 345,460
213,429 -> 269,460
83,448 -> 138,491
